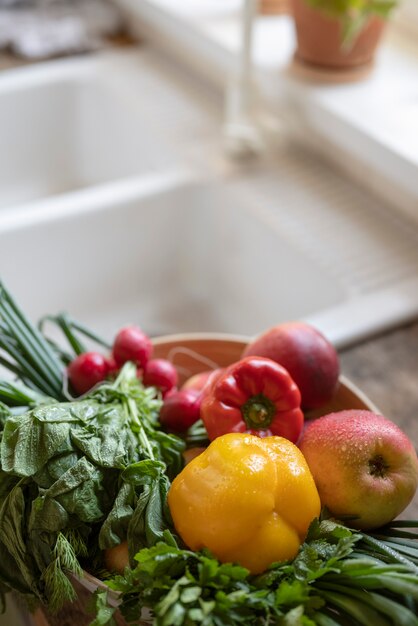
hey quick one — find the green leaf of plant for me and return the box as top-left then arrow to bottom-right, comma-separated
43,457 -> 109,523
1,412 -> 72,476
99,482 -> 135,550
88,590 -> 116,626
318,588 -> 391,626
121,459 -> 166,485
0,481 -> 45,597
71,425 -> 128,469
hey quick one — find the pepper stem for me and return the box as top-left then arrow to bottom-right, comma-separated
241,394 -> 276,430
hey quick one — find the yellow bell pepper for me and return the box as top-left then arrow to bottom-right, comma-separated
168,433 -> 321,574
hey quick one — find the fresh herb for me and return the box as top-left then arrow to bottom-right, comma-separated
0,363 -> 184,610
100,519 -> 418,626
0,283 -> 65,400
0,380 -> 51,408
39,312 -> 112,363
184,419 -> 210,448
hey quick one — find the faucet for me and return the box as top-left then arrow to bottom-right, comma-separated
223,0 -> 265,158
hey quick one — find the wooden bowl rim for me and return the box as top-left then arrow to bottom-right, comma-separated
152,331 -> 251,346
152,332 -> 378,413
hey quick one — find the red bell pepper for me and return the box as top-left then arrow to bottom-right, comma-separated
200,356 -> 303,443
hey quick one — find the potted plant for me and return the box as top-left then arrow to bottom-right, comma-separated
291,0 -> 398,69
259,0 -> 290,14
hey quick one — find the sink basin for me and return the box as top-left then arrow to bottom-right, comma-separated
2,147 -> 418,349
0,50 -> 213,211
0,174 -> 343,342
1,49 -> 418,350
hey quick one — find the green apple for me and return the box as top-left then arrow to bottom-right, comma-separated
299,410 -> 418,529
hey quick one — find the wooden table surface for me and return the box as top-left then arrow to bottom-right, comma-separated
340,321 -> 418,518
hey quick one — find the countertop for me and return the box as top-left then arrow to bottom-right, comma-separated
340,320 -> 418,518
0,34 -> 135,71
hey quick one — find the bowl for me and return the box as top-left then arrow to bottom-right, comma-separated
34,333 -> 378,626
153,332 -> 378,415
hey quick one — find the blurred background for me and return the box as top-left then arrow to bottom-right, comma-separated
0,0 -> 123,58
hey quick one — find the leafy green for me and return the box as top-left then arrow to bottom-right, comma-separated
184,419 -> 209,448
0,381 -> 50,408
100,519 -> 418,626
89,590 -> 116,626
0,364 -> 184,610
39,312 -> 112,358
0,285 -> 187,612
0,283 -> 65,399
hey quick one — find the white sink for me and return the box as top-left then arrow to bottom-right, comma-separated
2,151 -> 418,348
1,49 -> 418,349
0,50 -> 213,211
0,173 -> 343,340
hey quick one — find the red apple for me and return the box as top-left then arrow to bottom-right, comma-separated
299,410 -> 418,529
181,370 -> 214,393
243,322 -> 339,410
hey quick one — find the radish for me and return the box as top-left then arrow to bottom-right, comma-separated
112,326 -> 152,369
143,359 -> 178,396
105,355 -> 120,378
159,389 -> 201,433
68,352 -> 109,395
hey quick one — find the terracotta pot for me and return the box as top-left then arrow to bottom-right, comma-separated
259,0 -> 290,15
291,0 -> 386,69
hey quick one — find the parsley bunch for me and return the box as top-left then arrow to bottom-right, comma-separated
96,519 -> 418,626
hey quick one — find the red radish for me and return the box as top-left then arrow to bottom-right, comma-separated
68,352 -> 109,395
159,389 -> 201,433
112,326 -> 153,369
143,359 -> 178,395
105,355 -> 120,378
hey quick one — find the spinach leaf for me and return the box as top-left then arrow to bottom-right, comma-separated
1,412 -> 72,476
99,482 -> 135,549
38,457 -> 110,524
71,424 -> 130,469
0,481 -> 42,597
0,364 -> 184,611
127,475 -> 170,557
